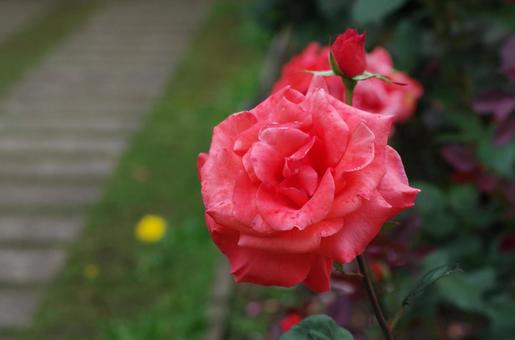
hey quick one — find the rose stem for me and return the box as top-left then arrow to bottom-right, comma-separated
342,77 -> 356,106
356,254 -> 393,340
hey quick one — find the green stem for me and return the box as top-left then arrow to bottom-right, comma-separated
390,306 -> 405,331
342,77 -> 356,106
357,254 -> 393,340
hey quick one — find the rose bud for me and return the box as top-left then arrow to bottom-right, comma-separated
331,28 -> 367,77
198,76 -> 419,292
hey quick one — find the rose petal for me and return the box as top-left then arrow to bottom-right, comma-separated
328,194 -> 362,219
208,219 -> 311,288
321,192 -> 393,263
304,256 -> 333,292
237,218 -> 343,253
259,125 -> 309,157
200,148 -> 242,210
233,122 -> 264,154
335,122 -> 375,174
233,171 -> 274,233
328,95 -> 393,146
378,146 -> 420,210
250,142 -> 283,185
197,153 -> 208,179
257,170 -> 335,231
308,89 -> 350,165
230,247 -> 315,287
210,111 -> 257,154
278,186 -> 310,207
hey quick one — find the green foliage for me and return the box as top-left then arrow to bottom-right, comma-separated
247,0 -> 515,337
402,264 -> 461,308
437,268 -> 495,312
351,0 -> 407,24
279,315 -> 354,340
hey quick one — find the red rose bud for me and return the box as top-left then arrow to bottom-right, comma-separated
331,28 -> 367,77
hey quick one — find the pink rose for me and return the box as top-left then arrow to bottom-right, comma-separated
272,45 -> 423,123
198,76 -> 419,291
331,28 -> 367,77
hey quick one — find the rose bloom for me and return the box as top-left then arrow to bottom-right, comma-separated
272,43 -> 423,123
198,76 -> 419,292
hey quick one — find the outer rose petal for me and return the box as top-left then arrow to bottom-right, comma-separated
378,146 -> 420,211
366,47 -> 393,74
257,170 -> 335,231
237,218 -> 343,253
197,153 -> 208,179
209,111 -> 257,154
200,148 -> 242,210
230,247 -> 315,287
304,256 -> 333,292
321,192 -> 393,263
252,86 -> 308,123
208,215 -> 315,288
233,171 -> 274,233
334,141 -> 387,200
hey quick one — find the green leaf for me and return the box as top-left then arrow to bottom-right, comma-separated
485,294 -> 515,337
448,185 -> 497,228
353,71 -> 403,84
387,20 -> 424,73
352,0 -> 407,24
413,181 -> 456,238
403,264 -> 462,308
437,268 -> 496,312
413,182 -> 446,215
279,315 -> 354,340
305,69 -> 335,76
477,133 -> 515,178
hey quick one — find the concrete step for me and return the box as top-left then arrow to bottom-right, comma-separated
0,215 -> 83,243
0,249 -> 65,284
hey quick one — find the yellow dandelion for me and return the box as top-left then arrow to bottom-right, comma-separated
84,264 -> 99,279
135,214 -> 167,243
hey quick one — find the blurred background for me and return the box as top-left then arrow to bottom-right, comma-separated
0,0 -> 513,339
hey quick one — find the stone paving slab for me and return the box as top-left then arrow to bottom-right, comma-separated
0,216 -> 82,243
0,158 -> 114,179
0,0 -> 210,329
0,0 -> 53,44
0,184 -> 102,207
0,249 -> 65,284
0,290 -> 41,328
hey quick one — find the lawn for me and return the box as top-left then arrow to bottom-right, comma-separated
22,1 -> 269,339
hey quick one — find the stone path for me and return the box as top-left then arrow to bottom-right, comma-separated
0,0 -> 54,44
0,0 -> 209,330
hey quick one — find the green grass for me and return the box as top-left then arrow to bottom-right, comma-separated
0,0 -> 100,97
22,1 -> 269,339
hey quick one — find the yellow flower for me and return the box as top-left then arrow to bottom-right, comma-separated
135,214 -> 167,243
84,264 -> 99,279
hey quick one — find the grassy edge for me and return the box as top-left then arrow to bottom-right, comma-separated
23,1 -> 269,339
